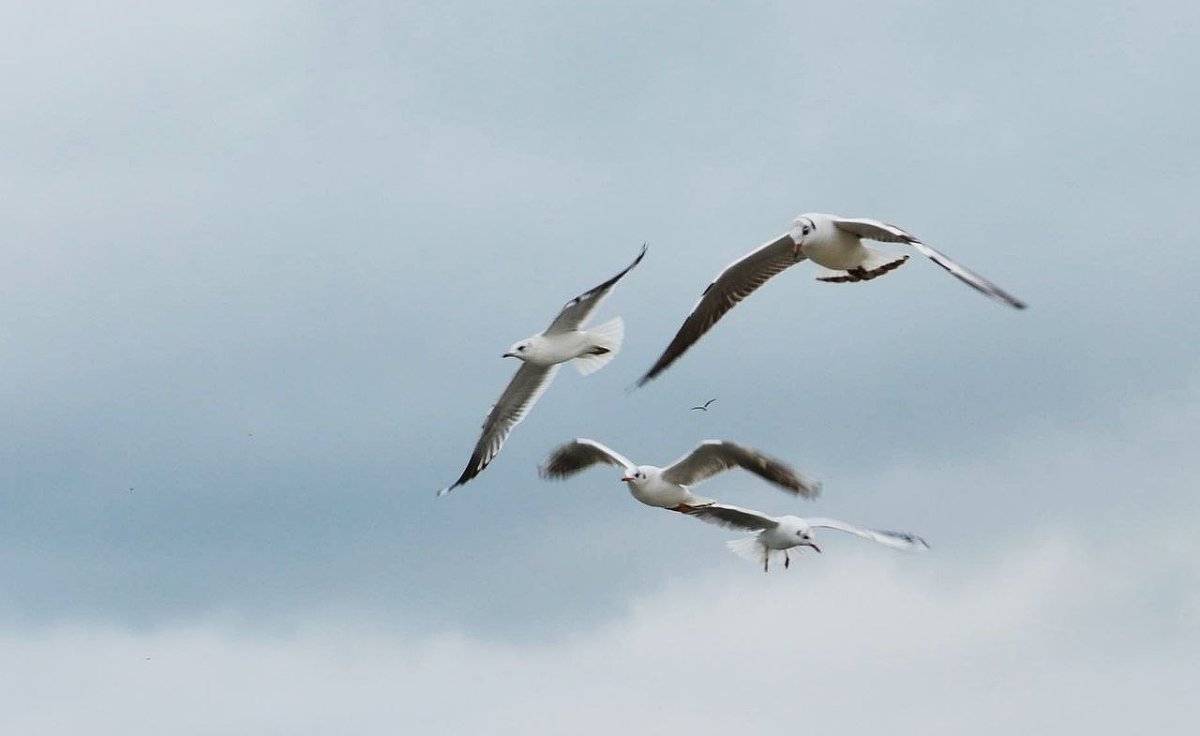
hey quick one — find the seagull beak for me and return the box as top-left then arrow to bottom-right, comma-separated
620,475 -> 634,483
502,352 -> 515,358
807,541 -> 822,553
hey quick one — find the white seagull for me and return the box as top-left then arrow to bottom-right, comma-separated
637,213 -> 1025,385
538,438 -> 821,512
438,245 -> 646,496
686,503 -> 929,572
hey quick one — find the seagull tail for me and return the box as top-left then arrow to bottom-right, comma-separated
815,249 -> 909,283
725,535 -> 770,568
574,316 -> 624,376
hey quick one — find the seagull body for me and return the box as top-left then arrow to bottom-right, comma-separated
686,503 -> 929,572
438,245 -> 646,496
637,213 -> 1025,385
503,330 -> 616,366
539,438 -> 821,512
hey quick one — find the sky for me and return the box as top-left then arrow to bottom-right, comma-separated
2,0 -> 1198,733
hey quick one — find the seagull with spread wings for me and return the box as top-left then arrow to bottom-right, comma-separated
685,502 -> 929,572
438,245 -> 646,496
637,213 -> 1025,385
539,438 -> 820,512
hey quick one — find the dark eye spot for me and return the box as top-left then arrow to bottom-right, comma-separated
517,345 -> 526,351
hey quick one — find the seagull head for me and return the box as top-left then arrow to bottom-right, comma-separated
791,521 -> 822,553
503,340 -> 533,361
788,215 -> 818,257
620,467 -> 649,485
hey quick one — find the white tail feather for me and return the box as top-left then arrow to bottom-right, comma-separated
573,316 -> 624,376
725,535 -> 767,566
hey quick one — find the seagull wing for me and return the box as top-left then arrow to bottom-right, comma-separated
806,517 -> 930,551
830,216 -> 1026,309
636,234 -> 802,385
539,438 -> 636,479
661,440 -> 821,498
544,244 -> 647,334
439,363 -> 559,495
684,503 -> 779,531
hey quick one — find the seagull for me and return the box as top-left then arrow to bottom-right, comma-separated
685,503 -> 929,572
539,438 -> 820,512
690,398 -> 717,412
438,245 -> 646,496
637,213 -> 1025,385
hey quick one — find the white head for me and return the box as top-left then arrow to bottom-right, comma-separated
619,466 -> 653,487
788,215 -> 818,248
780,516 -> 821,553
502,336 -> 539,361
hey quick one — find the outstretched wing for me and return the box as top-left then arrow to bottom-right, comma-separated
684,503 -> 779,532
439,363 -> 559,495
544,244 -> 647,334
636,234 -> 802,385
806,516 -> 930,551
539,438 -> 636,479
830,216 -> 1026,309
661,440 -> 821,498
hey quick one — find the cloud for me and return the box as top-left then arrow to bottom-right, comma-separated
2,526 -> 1194,736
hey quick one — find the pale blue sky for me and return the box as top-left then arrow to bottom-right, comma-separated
1,1 -> 1197,732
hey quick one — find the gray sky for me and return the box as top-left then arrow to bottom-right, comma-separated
2,1 -> 1198,733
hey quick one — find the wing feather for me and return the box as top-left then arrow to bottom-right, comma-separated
539,438 -> 636,479
831,216 -> 1026,309
438,363 -> 559,495
685,502 -> 779,531
544,244 -> 646,334
661,440 -> 821,498
807,516 -> 930,551
637,235 -> 801,385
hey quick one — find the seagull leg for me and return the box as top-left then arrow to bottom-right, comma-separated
763,554 -> 769,573
784,550 -> 790,569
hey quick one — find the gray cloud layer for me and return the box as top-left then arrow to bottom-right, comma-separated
1,0 -> 1197,662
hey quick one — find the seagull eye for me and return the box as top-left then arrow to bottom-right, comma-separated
517,345 -> 526,352
802,226 -> 810,235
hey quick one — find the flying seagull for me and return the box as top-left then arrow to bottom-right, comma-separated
686,503 -> 929,572
637,213 -> 1025,385
539,438 -> 820,512
438,244 -> 646,496
690,398 -> 717,412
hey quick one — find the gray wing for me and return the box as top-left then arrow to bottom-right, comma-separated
439,363 -> 559,495
636,234 -> 802,385
830,216 -> 1026,310
544,244 -> 647,334
806,517 -> 930,551
684,503 -> 779,531
539,438 -> 636,479
660,440 -> 821,498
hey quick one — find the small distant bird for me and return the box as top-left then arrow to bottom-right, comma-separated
539,438 -> 820,512
690,398 -> 717,412
439,245 -> 647,496
686,503 -> 929,572
637,213 -> 1025,385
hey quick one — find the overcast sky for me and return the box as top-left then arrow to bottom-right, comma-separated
2,1 -> 1198,733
